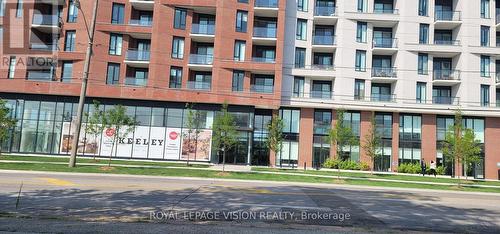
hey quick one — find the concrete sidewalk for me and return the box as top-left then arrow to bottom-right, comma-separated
1,160 -> 500,190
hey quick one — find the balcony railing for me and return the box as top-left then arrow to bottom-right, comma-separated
313,35 -> 336,45
373,8 -> 399,14
189,54 -> 214,65
187,81 -> 211,90
251,84 -> 274,93
125,77 -> 148,86
26,71 -> 55,81
32,14 -> 60,26
125,50 -> 151,61
191,24 -> 215,35
434,40 -> 461,46
254,0 -> 278,8
373,37 -> 398,48
252,57 -> 275,63
370,94 -> 396,102
497,9 -> 500,24
432,97 -> 460,105
30,43 -> 58,51
314,6 -> 337,16
310,90 -> 333,99
496,72 -> 500,83
253,27 -> 277,38
372,67 -> 397,77
129,19 -> 153,26
294,65 -> 335,70
435,10 -> 461,21
433,70 -> 461,81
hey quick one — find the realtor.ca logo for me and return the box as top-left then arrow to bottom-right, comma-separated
105,128 -> 116,137
169,131 -> 178,140
1,1 -> 61,76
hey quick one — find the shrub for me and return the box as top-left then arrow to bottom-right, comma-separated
436,166 -> 446,175
338,160 -> 360,170
359,162 -> 371,171
323,158 -> 340,169
397,163 -> 421,174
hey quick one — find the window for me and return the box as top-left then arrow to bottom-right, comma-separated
8,56 -> 15,79
236,11 -> 248,32
64,31 -> 76,52
356,22 -> 367,43
294,47 -> 306,68
355,50 -> 366,71
357,0 -> 367,12
399,115 -> 422,164
418,53 -> 428,75
481,55 -> 490,77
354,79 -> 365,100
341,112 -> 361,161
61,62 -> 73,82
281,109 -> 300,133
481,26 -> 490,47
111,3 -> 125,24
169,67 -> 182,88
371,83 -> 392,102
67,0 -> 78,23
416,82 -> 427,103
418,0 -> 428,16
311,80 -> 332,99
171,37 -> 184,59
314,110 -> 331,135
238,0 -> 249,3
233,40 -> 246,61
481,0 -> 490,18
296,19 -> 307,40
252,75 -> 274,93
419,24 -> 429,44
481,85 -> 490,106
293,77 -> 305,97
0,0 -> 5,16
106,63 -> 120,85
297,0 -> 308,12
109,33 -> 123,55
232,70 -> 244,92
16,0 -> 22,17
174,8 -> 187,29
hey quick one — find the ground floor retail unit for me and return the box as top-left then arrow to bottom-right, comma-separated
1,93 -> 499,180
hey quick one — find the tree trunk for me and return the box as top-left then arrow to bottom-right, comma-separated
464,163 -> 468,181
186,132 -> 191,167
222,148 -> 226,172
371,158 -> 374,176
0,139 -> 3,158
457,158 -> 461,188
109,131 -> 118,167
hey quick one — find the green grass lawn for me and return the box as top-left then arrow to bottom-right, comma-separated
0,155 -> 209,168
0,161 -> 500,193
252,167 -> 500,186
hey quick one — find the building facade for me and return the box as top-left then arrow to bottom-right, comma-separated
0,0 -> 500,179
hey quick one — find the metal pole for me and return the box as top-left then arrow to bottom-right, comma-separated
69,0 -> 99,168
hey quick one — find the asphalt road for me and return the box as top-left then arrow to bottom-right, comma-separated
1,170 -> 500,233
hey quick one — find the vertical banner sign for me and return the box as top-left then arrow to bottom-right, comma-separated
165,128 -> 182,160
148,127 -> 166,159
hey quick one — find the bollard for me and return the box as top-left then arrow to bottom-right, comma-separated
304,162 -> 306,171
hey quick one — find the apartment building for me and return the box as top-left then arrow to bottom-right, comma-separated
0,0 -> 499,179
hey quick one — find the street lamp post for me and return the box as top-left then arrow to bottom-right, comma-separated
69,0 -> 99,168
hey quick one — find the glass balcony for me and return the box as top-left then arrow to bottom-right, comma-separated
126,50 -> 151,61
251,85 -> 274,93
125,77 -> 148,86
433,70 -> 461,81
189,54 -> 214,65
253,27 -> 277,38
373,8 -> 398,14
311,64 -> 334,70
434,40 -> 461,46
254,0 -> 278,8
187,81 -> 211,90
370,94 -> 396,102
435,10 -> 461,21
252,57 -> 275,63
313,35 -> 336,45
32,14 -> 60,26
30,43 -> 58,51
432,97 -> 460,105
311,90 -> 333,99
496,72 -> 500,83
314,6 -> 336,16
26,71 -> 55,81
373,37 -> 397,48
372,67 -> 397,77
129,19 -> 153,26
496,8 -> 500,24
191,24 -> 215,35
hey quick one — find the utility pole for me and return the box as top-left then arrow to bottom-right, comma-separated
69,0 -> 99,168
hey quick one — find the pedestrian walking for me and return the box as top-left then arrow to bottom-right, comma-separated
430,160 -> 437,177
421,158 -> 427,176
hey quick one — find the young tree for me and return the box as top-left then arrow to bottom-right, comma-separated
183,103 -> 203,166
442,109 -> 482,186
362,112 -> 382,175
212,102 -> 239,172
86,101 -> 137,167
266,115 -> 284,167
329,109 -> 358,176
0,99 -> 17,157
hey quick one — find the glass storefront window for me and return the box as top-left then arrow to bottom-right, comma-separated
151,108 -> 164,127
136,106 -> 152,126
167,108 -> 183,127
